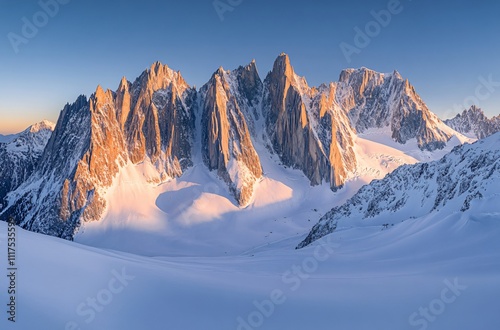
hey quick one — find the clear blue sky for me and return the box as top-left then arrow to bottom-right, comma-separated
1,0 -> 499,133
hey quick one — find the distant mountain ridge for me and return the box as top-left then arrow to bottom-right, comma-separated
444,106 -> 500,139
0,54 -> 471,240
0,134 -> 18,144
0,120 -> 54,208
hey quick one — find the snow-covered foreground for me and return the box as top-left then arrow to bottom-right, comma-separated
1,206 -> 499,330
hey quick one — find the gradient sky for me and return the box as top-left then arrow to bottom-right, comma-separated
1,0 -> 499,134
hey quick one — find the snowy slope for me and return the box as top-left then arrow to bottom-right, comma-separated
298,132 -> 500,248
1,201 -> 500,329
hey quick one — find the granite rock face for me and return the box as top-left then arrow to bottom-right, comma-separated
263,54 -> 356,190
122,62 -> 196,176
200,62 -> 263,206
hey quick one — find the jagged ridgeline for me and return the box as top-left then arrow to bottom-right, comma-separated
444,106 -> 500,139
297,132 -> 500,249
0,54 -> 464,240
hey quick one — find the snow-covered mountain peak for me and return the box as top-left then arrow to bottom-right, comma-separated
204,60 -> 263,117
335,65 -> 462,151
12,120 -> 56,151
236,59 -> 259,76
444,106 -> 500,139
455,105 -> 487,121
28,120 -> 55,134
391,69 -> 403,80
467,105 -> 482,114
339,67 -> 402,82
92,84 -> 113,104
268,55 -> 313,100
150,61 -> 176,78
215,66 -> 227,75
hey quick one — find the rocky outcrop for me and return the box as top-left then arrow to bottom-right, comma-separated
200,62 -> 263,206
444,106 -> 500,139
263,53 -> 356,190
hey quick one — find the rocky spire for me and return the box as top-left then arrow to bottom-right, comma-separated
263,54 -> 356,191
200,63 -> 263,206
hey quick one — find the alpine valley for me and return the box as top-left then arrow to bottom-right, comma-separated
0,54 -> 499,330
